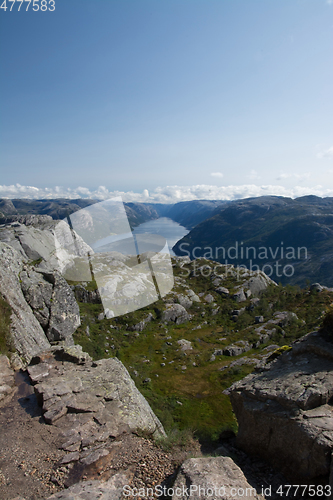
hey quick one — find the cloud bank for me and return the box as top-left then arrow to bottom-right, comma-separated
0,183 -> 333,204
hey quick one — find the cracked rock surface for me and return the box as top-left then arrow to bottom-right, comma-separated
28,349 -> 166,467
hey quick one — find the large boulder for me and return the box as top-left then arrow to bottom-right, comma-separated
229,330 -> 333,481
172,457 -> 265,500
0,242 -> 50,364
162,303 -> 191,325
244,274 -> 273,296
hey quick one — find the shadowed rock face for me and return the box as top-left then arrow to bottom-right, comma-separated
229,330 -> 333,481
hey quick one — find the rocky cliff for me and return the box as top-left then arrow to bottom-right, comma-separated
229,328 -> 333,483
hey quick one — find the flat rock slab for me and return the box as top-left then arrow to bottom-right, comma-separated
47,471 -> 130,500
172,456 -> 265,500
27,349 -> 166,466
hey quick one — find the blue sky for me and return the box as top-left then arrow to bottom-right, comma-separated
0,0 -> 333,202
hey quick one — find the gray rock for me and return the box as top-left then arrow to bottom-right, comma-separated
0,355 -> 15,404
175,293 -> 193,309
203,293 -> 214,303
186,289 -> 201,302
0,242 -> 50,365
215,286 -> 230,296
255,316 -> 264,324
0,219 -> 93,276
273,310 -> 298,327
223,341 -> 251,357
20,267 -> 80,344
47,471 -> 130,500
310,283 -> 324,292
232,308 -> 245,316
229,330 -> 333,481
232,289 -> 246,303
30,350 -> 166,449
244,274 -> 274,296
177,339 -> 193,351
162,304 -> 191,325
172,456 -> 264,500
20,268 -> 53,329
45,272 -> 80,342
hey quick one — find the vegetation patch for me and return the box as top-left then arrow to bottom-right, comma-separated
0,295 -> 13,356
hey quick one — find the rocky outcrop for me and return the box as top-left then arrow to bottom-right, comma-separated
229,330 -> 333,481
0,242 -> 51,364
0,220 -> 92,274
27,348 -> 166,467
172,457 -> 265,500
0,240 -> 81,365
20,268 -> 80,343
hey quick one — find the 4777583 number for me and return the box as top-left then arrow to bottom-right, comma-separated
275,484 -> 331,497
0,0 -> 55,11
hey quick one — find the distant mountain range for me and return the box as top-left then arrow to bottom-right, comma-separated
173,195 -> 333,287
1,195 -> 332,286
0,198 -> 225,230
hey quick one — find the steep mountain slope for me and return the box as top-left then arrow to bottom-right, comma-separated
173,195 -> 333,287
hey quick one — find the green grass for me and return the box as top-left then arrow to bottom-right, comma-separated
0,295 -> 12,356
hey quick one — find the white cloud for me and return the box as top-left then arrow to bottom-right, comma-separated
327,0 -> 333,5
1,183 -> 333,204
276,172 -> 311,181
317,146 -> 333,159
210,172 -> 224,178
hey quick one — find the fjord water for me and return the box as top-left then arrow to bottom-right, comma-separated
132,217 -> 189,255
